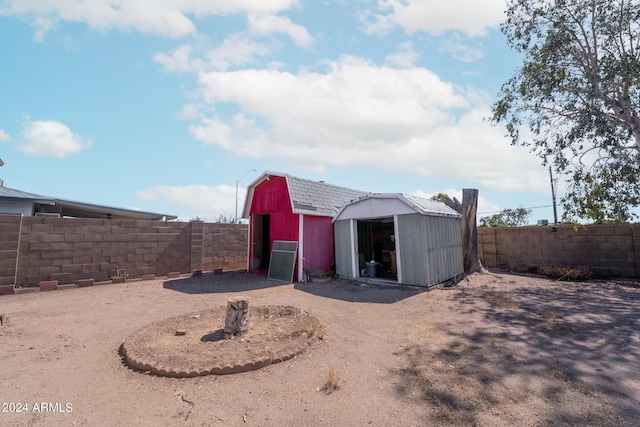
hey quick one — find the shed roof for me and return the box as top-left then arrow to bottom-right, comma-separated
0,185 -> 177,220
243,171 -> 369,218
333,193 -> 461,221
403,194 -> 462,217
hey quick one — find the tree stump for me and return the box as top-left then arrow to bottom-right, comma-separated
224,297 -> 249,338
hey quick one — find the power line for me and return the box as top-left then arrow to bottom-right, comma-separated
478,204 -> 553,215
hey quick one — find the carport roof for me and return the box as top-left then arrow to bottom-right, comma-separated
0,186 -> 53,204
0,185 -> 177,220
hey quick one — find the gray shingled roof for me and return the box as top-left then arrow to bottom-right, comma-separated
286,174 -> 370,216
245,172 -> 458,219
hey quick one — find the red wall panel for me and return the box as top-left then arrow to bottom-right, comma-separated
248,175 -> 337,280
269,211 -> 299,245
249,175 -> 299,249
302,215 -> 334,272
249,175 -> 299,277
249,176 -> 291,215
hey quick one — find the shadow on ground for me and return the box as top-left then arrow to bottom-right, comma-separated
294,278 -> 422,304
164,271 -> 422,304
163,272 -> 285,294
393,279 -> 640,426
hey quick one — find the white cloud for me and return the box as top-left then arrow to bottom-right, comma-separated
136,184 -> 245,221
357,9 -> 395,37
178,103 -> 204,120
385,41 -> 419,68
247,13 -> 313,48
31,16 -> 56,42
0,129 -> 10,142
153,44 -> 199,73
360,0 -> 505,37
1,0 -> 301,39
6,1 -> 194,39
154,35 -> 271,73
186,55 -> 547,194
438,33 -> 484,63
202,34 -> 270,71
17,120 -> 92,157
189,114 -> 270,158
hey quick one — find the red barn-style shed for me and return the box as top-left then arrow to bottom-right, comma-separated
242,171 -> 368,281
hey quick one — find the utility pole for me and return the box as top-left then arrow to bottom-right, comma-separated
549,166 -> 558,224
235,169 -> 256,224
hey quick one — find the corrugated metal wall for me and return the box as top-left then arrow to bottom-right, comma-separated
397,214 -> 463,286
334,219 -> 354,279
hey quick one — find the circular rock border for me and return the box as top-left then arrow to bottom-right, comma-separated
121,305 -> 323,378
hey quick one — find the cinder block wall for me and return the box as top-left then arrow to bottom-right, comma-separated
1,216 -> 248,287
202,223 -> 248,271
478,224 -> 640,277
0,215 -> 21,286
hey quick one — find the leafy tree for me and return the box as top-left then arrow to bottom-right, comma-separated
491,0 -> 640,223
214,214 -> 231,223
430,193 -> 452,204
479,207 -> 532,227
190,215 -> 232,223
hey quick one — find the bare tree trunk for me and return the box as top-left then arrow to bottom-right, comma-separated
442,195 -> 462,213
443,189 -> 486,275
224,297 -> 249,338
460,189 -> 485,274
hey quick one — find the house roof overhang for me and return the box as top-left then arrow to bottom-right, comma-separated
0,185 -> 177,220
35,199 -> 177,220
0,186 -> 55,205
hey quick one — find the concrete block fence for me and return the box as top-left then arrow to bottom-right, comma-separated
0,214 -> 248,290
478,224 -> 640,278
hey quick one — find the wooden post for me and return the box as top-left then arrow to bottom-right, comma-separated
224,297 -> 249,338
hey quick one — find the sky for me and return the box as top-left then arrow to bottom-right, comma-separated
0,0 -> 562,223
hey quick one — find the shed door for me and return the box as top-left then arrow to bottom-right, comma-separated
251,213 -> 271,271
356,217 -> 396,280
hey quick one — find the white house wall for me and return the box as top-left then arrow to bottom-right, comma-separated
0,201 -> 33,216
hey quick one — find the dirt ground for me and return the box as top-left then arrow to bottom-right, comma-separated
122,304 -> 324,377
1,271 -> 639,426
